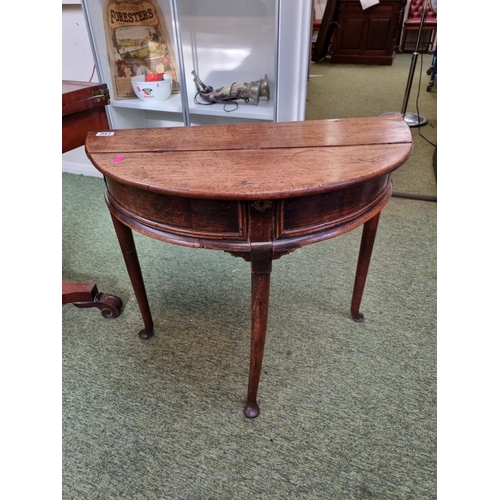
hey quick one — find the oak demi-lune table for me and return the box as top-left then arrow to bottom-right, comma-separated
85,116 -> 413,418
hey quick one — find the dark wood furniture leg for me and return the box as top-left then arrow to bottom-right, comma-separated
245,243 -> 273,418
110,212 -> 154,339
351,211 -> 381,322
62,281 -> 122,318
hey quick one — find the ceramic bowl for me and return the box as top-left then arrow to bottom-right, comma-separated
131,74 -> 172,101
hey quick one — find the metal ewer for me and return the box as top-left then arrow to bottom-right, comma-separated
192,71 -> 270,108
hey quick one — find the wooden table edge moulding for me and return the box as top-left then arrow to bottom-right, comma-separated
85,116 -> 413,418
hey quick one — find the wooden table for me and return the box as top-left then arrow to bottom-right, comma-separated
62,80 -> 122,318
85,116 -> 413,417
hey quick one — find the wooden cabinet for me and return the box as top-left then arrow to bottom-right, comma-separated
330,0 -> 406,65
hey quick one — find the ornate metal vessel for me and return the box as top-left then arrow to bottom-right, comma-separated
192,70 -> 270,107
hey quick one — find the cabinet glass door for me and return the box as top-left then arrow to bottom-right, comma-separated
176,0 -> 277,125
81,0 -> 309,129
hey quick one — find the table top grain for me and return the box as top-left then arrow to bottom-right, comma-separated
85,116 -> 412,200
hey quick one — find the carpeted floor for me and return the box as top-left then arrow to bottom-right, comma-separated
63,52 -> 437,499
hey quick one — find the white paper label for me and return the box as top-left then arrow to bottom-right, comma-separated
360,0 -> 379,9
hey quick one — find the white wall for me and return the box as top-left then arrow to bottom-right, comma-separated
62,1 -> 99,82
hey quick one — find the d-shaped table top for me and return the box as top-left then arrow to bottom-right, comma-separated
85,116 -> 412,200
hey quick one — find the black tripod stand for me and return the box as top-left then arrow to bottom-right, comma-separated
381,0 -> 436,202
380,0 -> 432,126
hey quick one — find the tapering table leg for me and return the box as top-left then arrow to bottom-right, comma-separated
244,243 -> 273,418
110,213 -> 154,339
351,212 -> 381,322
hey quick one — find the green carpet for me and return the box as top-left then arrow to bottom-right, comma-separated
63,53 -> 436,499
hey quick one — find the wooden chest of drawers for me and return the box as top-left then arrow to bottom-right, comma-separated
330,0 -> 407,65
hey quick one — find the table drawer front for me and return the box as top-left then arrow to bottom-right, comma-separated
106,178 -> 245,240
280,176 -> 390,238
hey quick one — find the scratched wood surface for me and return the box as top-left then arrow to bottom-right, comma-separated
85,116 -> 412,200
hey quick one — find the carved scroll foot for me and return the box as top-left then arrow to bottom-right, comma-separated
73,292 -> 123,319
98,292 -> 123,318
63,281 -> 123,319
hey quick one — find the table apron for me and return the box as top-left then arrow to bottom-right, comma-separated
104,174 -> 392,259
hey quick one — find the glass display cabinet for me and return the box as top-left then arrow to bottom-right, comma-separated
81,0 -> 312,129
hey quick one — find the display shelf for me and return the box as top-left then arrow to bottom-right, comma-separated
109,92 -> 182,113
109,91 -> 274,120
186,93 -> 275,120
81,0 -> 310,129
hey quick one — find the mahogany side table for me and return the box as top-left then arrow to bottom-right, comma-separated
85,116 -> 412,417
